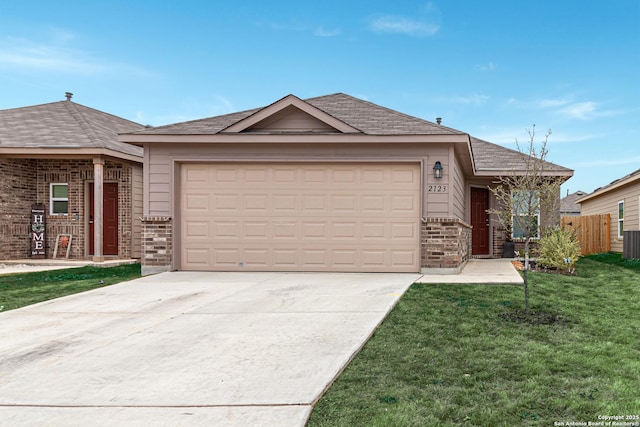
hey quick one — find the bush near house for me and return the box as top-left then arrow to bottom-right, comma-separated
537,227 -> 582,273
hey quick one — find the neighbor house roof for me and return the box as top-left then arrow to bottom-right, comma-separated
577,168 -> 640,204
560,190 -> 587,214
0,98 -> 144,160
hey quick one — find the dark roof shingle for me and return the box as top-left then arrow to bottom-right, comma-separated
0,101 -> 144,157
470,137 -> 572,173
134,93 -> 464,136
126,92 -> 573,175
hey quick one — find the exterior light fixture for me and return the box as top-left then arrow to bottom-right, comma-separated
433,161 -> 443,179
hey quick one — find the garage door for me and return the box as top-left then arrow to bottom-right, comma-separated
180,163 -> 421,272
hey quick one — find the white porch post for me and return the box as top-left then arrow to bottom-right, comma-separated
93,158 -> 104,262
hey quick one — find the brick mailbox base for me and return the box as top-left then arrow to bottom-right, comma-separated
421,217 -> 472,274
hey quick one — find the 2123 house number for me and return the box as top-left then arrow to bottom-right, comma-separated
428,185 -> 447,193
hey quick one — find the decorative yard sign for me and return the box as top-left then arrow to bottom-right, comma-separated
30,203 -> 46,258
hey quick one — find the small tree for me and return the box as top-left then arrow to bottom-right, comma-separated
488,125 -> 562,313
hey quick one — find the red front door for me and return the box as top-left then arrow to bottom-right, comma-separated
89,183 -> 119,256
471,187 -> 490,255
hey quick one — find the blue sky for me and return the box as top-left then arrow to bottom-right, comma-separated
1,0 -> 638,194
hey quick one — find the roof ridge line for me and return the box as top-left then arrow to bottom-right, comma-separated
64,101 -> 102,146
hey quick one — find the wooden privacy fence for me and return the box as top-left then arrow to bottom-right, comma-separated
561,214 -> 611,255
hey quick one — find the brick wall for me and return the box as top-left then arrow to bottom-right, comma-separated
0,157 -> 138,260
421,217 -> 471,273
0,159 -> 37,259
141,216 -> 172,275
493,226 -> 540,258
36,159 -> 135,259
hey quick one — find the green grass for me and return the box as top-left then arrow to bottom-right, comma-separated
308,254 -> 640,426
0,263 -> 141,312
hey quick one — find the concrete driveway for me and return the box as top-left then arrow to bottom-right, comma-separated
0,271 -> 419,426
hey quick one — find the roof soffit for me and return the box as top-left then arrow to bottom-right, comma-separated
221,94 -> 361,134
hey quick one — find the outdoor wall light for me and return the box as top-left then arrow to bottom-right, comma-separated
433,161 -> 443,179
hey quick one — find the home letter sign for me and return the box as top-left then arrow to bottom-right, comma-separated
31,203 -> 46,258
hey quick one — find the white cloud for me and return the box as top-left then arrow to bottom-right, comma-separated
369,3 -> 442,37
314,26 -> 341,37
0,31 -> 151,79
557,101 -> 626,120
475,61 -> 495,72
370,15 -> 439,36
0,35 -> 105,74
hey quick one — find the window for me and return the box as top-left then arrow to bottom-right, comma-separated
618,200 -> 624,238
512,190 -> 540,239
50,183 -> 69,215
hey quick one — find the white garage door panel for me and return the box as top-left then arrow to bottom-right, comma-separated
180,163 -> 420,272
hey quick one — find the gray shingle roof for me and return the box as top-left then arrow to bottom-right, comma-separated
560,191 -> 587,214
0,100 -> 144,158
578,168 -> 640,203
470,136 -> 573,173
127,92 -> 572,175
134,93 -> 465,136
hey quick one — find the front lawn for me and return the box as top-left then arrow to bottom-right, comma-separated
308,254 -> 640,426
0,264 -> 141,312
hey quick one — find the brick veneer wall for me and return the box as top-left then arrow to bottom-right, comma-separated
36,159 -> 135,260
493,226 -> 506,258
0,158 -> 137,260
421,217 -> 471,273
141,216 -> 172,276
493,226 -> 540,258
0,159 -> 37,260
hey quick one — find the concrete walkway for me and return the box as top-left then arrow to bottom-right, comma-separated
0,271 -> 420,426
416,259 -> 523,284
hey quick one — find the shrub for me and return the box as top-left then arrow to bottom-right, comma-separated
538,227 -> 582,273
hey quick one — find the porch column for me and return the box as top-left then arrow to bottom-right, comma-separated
93,158 -> 104,262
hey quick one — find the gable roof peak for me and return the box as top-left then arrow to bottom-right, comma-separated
220,93 -> 361,134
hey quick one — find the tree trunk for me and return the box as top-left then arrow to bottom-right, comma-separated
524,238 -> 530,313
523,268 -> 530,313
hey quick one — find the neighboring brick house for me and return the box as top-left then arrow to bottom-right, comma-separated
578,169 -> 640,253
0,93 -> 144,262
120,93 -> 573,275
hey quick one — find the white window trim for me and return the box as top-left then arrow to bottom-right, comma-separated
618,200 -> 624,239
50,183 -> 69,215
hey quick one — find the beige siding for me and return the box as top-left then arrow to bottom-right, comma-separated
423,147 -> 452,217
131,164 -> 143,258
249,107 -> 337,132
451,150 -> 466,219
145,142 -> 456,218
580,181 -> 640,252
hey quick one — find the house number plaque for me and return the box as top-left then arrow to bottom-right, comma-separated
427,185 -> 448,193
31,203 -> 46,258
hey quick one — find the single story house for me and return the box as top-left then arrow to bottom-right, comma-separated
560,190 -> 586,217
120,93 -> 573,275
578,169 -> 640,253
0,93 -> 145,262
